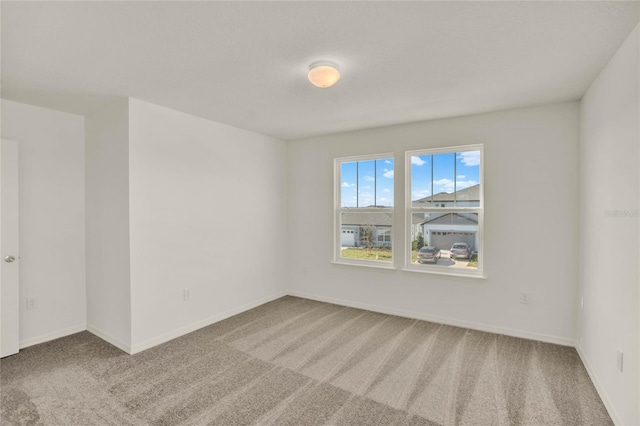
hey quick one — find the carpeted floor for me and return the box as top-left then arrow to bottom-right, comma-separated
1,296 -> 612,425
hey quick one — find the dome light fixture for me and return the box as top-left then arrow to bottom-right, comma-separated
308,61 -> 340,88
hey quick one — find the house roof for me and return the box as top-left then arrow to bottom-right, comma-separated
421,213 -> 478,226
341,212 -> 393,227
414,184 -> 480,204
412,215 -> 428,225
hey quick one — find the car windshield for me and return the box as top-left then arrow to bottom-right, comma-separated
420,248 -> 435,253
452,245 -> 467,249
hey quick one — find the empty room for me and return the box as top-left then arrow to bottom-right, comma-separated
0,1 -> 638,425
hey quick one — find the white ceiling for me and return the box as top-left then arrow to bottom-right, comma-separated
2,1 -> 638,141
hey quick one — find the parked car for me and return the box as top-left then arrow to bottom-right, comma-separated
449,242 -> 472,259
417,246 -> 441,263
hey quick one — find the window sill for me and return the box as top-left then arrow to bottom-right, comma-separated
401,266 -> 487,280
331,260 -> 397,272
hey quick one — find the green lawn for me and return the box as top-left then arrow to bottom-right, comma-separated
341,248 -> 392,262
342,248 -> 477,268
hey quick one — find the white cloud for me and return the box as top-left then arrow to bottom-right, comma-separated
433,178 -> 453,187
411,156 -> 426,166
341,182 -> 355,188
457,175 -> 465,179
383,169 -> 394,178
359,194 -> 374,206
455,180 -> 478,190
433,178 -> 478,193
382,188 -> 391,193
412,189 -> 430,199
384,160 -> 392,164
342,195 -> 358,207
458,151 -> 480,166
363,175 -> 375,182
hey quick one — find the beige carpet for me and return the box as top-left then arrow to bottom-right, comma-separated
1,296 -> 612,425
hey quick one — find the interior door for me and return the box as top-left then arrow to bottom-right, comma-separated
1,138 -> 20,358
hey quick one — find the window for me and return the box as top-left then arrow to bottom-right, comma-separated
377,228 -> 391,243
334,146 -> 483,276
406,145 -> 483,275
335,154 -> 394,265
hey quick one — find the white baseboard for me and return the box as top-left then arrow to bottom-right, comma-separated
289,291 -> 576,347
576,345 -> 623,426
86,323 -> 132,354
15,292 -> 574,351
19,324 -> 86,350
129,291 -> 288,355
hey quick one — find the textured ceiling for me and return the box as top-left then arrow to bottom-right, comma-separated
2,1 -> 638,141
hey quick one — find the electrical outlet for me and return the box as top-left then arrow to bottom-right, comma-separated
617,349 -> 624,372
26,297 -> 38,310
183,288 -> 191,301
520,292 -> 530,304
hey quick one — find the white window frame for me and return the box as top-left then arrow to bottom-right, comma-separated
404,144 -> 484,278
333,153 -> 395,269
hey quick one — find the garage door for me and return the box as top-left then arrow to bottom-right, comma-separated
341,229 -> 356,247
429,231 -> 475,251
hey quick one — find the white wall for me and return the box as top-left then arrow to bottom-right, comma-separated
85,99 -> 132,352
578,24 -> 639,426
1,99 -> 86,347
128,99 -> 288,352
288,102 -> 580,344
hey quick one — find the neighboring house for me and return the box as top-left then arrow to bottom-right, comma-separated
342,186 -> 480,249
412,184 -> 480,250
419,213 -> 478,251
341,211 -> 392,248
412,184 -> 480,208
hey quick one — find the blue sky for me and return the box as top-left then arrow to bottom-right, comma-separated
341,158 -> 394,207
340,151 -> 480,207
411,151 -> 480,201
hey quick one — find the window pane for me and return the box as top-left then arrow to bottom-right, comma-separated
357,160 -> 375,208
411,155 -> 432,208
340,161 -> 357,208
411,212 -> 478,270
455,150 -> 481,207
433,152 -> 455,207
341,157 -> 394,209
376,158 -> 394,207
340,212 -> 392,262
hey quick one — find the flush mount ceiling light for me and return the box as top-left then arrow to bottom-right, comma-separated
308,61 -> 340,88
